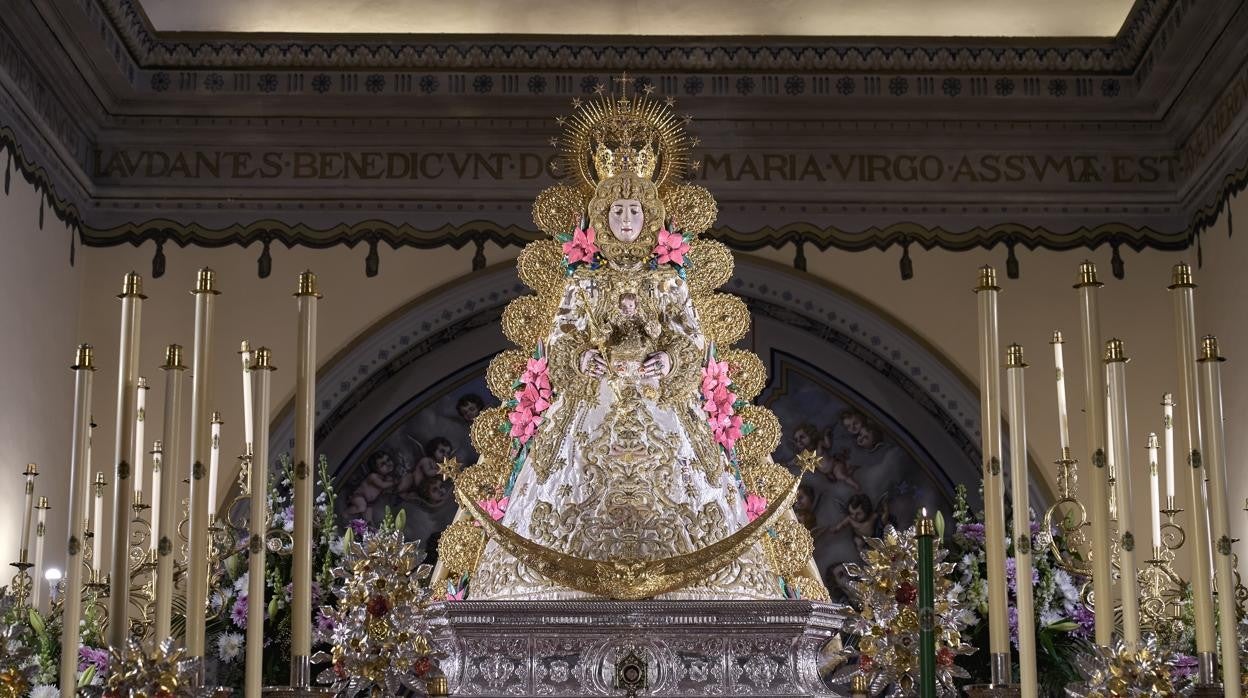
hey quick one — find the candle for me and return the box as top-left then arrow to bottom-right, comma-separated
1169,262 -> 1216,680
1075,261 -> 1113,647
92,472 -> 106,577
1147,433 -> 1161,552
186,267 -> 219,661
1052,331 -> 1070,452
209,412 -> 223,521
1105,339 -> 1140,647
247,347 -> 276,696
1162,394 -> 1175,503
32,496 -> 49,610
19,463 -> 38,558
1005,345 -> 1038,698
155,344 -> 186,641
1197,336 -> 1242,698
134,377 -> 149,502
973,266 -> 1010,684
917,508 -> 937,698
291,270 -> 321,685
149,441 -> 163,557
240,340 -> 254,451
108,270 -> 144,647
60,344 -> 95,692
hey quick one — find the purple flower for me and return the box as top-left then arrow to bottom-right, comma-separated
1007,606 -> 1020,649
283,581 -> 322,606
957,522 -> 985,544
1071,604 -> 1095,637
231,592 -> 248,629
1004,557 -> 1039,595
1172,654 -> 1200,680
78,646 -> 110,673
349,518 -> 370,537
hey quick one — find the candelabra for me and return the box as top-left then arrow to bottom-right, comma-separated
1041,447 -> 1091,577
1139,494 -> 1188,649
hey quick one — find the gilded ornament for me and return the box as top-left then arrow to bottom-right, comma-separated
502,294 -> 556,348
517,240 -> 567,295
487,349 -> 530,400
437,520 -> 487,580
663,184 -> 718,235
762,518 -> 815,576
454,460 -> 508,500
554,91 -> 692,195
685,239 -> 734,297
693,293 -> 750,346
740,458 -> 794,503
469,406 -> 514,464
720,348 -> 766,400
532,184 -> 587,236
737,405 -> 782,461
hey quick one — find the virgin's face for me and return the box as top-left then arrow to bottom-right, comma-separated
608,199 -> 644,242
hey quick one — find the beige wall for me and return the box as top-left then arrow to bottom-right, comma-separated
69,229 -> 1212,578
0,173 -> 82,584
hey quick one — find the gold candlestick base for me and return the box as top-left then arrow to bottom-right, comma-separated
8,558 -> 34,608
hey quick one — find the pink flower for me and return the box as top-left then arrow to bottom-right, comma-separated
521,357 -> 549,387
508,408 -> 541,443
478,496 -> 509,521
515,383 -> 552,415
745,493 -> 768,522
701,360 -> 731,395
708,413 -> 744,450
653,228 -> 691,266
445,585 -> 466,602
562,226 -> 598,265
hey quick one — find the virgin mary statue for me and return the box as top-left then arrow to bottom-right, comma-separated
433,85 -> 827,602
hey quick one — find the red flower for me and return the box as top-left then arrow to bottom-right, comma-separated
366,593 -> 391,617
414,656 -> 433,678
894,581 -> 917,606
937,647 -> 955,667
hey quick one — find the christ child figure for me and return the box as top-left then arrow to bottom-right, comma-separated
600,292 -> 662,367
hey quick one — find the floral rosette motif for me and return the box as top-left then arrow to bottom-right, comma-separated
500,345 -> 556,495
1065,635 -> 1191,697
557,224 -> 599,271
651,227 -> 693,274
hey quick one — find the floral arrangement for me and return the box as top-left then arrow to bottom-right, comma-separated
832,524 -> 975,696
947,484 -> 1094,695
559,224 -> 599,270
652,227 -> 692,271
500,345 -> 555,500
2,574 -> 109,695
701,355 -> 744,452
202,454 -> 346,689
313,513 -> 444,695
1065,635 -> 1189,697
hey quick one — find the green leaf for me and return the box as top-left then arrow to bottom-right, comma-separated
79,665 -> 95,687
1044,620 -> 1078,633
394,508 -> 407,532
28,608 -> 46,638
935,511 -> 946,540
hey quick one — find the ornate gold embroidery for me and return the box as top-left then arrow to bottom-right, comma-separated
502,294 -> 557,349
532,184 -> 588,237
693,293 -> 750,346
736,405 -> 782,462
487,348 -> 530,401
740,457 -> 794,503
663,184 -> 718,236
454,459 -> 508,500
685,238 -> 733,296
762,518 -> 815,577
437,520 -> 487,581
720,348 -> 766,401
517,240 -> 567,296
658,333 -> 702,407
469,406 -> 513,465
547,329 -> 597,401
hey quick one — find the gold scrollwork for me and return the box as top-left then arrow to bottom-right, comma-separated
437,520 -> 487,581
470,406 -> 514,463
487,348 -> 530,401
762,518 -> 815,577
517,240 -> 567,296
663,184 -> 718,235
740,457 -> 794,503
685,238 -> 733,296
456,473 -> 799,600
502,294 -> 556,348
532,184 -> 588,237
736,405 -> 782,461
720,348 -> 766,401
454,459 -> 509,500
693,293 -> 750,346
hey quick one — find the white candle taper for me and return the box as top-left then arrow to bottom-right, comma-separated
19,463 -> 37,558
1147,433 -> 1161,551
155,344 -> 186,641
149,441 -> 163,557
1105,338 -> 1140,647
1005,344 -> 1037,698
108,271 -> 144,647
32,496 -> 49,611
1197,336 -> 1242,698
1052,331 -> 1070,451
186,267 -> 219,662
291,270 -> 321,686
240,340 -> 254,451
1162,394 -> 1175,502
209,412 -> 223,520
60,344 -> 95,691
246,347 -> 276,697
134,377 -> 149,502
92,472 -> 106,576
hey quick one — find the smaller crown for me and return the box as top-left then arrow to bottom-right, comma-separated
593,139 -> 656,180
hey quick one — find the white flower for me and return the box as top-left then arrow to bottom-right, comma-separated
233,571 -> 249,592
1039,607 -> 1064,627
217,631 -> 245,662
31,686 -> 60,698
1053,568 -> 1080,607
328,537 -> 344,556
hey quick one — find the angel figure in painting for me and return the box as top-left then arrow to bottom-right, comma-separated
433,82 -> 828,602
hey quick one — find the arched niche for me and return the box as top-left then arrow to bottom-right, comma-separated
268,255 -> 1043,596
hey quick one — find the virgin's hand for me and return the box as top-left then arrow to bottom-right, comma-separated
642,352 -> 671,378
579,349 -> 607,377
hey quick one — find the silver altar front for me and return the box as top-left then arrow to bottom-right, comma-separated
433,600 -> 847,697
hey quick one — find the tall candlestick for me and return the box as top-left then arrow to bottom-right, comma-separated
1162,394 -> 1175,502
1104,339 -> 1140,647
149,441 -> 163,558
134,377 -> 149,503
186,267 -> 219,663
247,347 -> 276,697
240,340 -> 254,452
973,265 -> 1011,685
61,344 -> 96,691
209,412 -> 223,521
108,271 -> 144,647
19,463 -> 38,559
1075,261 -> 1113,647
917,508 -> 937,698
1051,331 -> 1071,451
92,471 -> 106,577
1169,262 -> 1216,683
1147,433 -> 1161,551
32,496 -> 49,611
155,345 -> 186,641
1005,345 -> 1037,698
291,270 -> 321,686
1197,336 -> 1242,698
